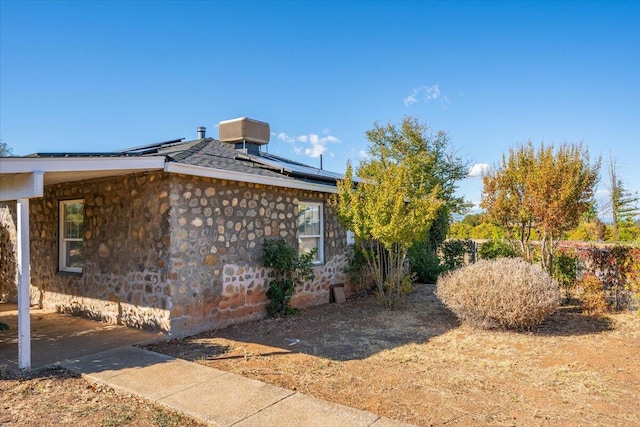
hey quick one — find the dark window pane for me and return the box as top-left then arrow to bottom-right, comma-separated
298,237 -> 319,261
66,241 -> 83,269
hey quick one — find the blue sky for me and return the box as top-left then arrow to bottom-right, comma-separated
1,1 -> 638,216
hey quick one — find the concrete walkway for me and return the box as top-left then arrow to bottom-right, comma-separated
61,346 -> 414,427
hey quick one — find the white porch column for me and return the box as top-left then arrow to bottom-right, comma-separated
16,198 -> 31,370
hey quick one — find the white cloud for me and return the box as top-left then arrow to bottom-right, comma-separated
403,93 -> 419,106
304,134 -> 342,158
403,84 -> 450,108
275,130 -> 341,159
277,132 -> 295,143
324,135 -> 339,143
467,163 -> 490,178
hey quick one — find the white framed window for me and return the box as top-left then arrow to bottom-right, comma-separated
59,199 -> 84,273
298,202 -> 324,264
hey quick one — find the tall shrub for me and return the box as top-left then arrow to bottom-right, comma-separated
409,240 -> 445,283
409,207 -> 451,283
553,249 -> 578,303
436,258 -> 560,330
478,239 -> 518,259
441,239 -> 475,270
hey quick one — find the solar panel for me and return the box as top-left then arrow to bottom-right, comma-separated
250,153 -> 345,181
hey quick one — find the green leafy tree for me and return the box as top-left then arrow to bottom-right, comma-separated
471,222 -> 506,240
567,221 -> 607,242
0,141 -> 13,157
608,157 -> 640,242
566,202 -> 606,241
608,220 -> 640,243
448,221 -> 473,239
448,213 -> 506,240
482,142 -> 600,273
338,117 -> 468,307
478,239 -> 518,259
461,213 -> 484,227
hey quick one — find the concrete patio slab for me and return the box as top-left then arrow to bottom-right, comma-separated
0,303 -> 165,371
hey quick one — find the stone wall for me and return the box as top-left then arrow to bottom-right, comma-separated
27,171 -> 173,330
165,174 -> 349,336
3,170 -> 350,335
0,201 -> 18,302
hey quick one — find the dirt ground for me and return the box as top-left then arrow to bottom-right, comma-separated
0,367 -> 206,426
146,283 -> 640,427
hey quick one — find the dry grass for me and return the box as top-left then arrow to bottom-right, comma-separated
0,367 -> 206,427
147,283 -> 640,427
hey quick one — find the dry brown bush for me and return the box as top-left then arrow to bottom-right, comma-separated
578,274 -> 609,315
436,257 -> 560,329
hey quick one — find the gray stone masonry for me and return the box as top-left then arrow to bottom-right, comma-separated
165,174 -> 348,336
0,171 -> 349,335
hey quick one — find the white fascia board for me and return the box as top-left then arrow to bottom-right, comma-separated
0,156 -> 166,174
0,171 -> 44,201
165,162 -> 338,194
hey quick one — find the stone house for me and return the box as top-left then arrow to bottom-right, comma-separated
0,118 -> 351,338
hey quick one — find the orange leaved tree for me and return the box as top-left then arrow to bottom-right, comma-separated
482,142 -> 600,273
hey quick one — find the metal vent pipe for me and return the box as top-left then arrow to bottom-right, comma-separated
197,126 -> 206,139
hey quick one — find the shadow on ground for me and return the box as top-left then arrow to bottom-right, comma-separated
0,365 -> 81,381
533,305 -> 614,336
146,283 -> 623,363
146,283 -> 461,362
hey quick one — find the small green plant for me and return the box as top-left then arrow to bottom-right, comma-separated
478,239 -> 517,259
553,250 -> 578,303
0,322 -> 8,330
441,239 -> 475,270
101,405 -> 133,427
263,238 -> 316,316
409,241 -> 445,283
344,241 -> 376,295
154,410 -> 185,427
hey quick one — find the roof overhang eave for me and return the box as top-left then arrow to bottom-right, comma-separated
0,156 -> 166,174
165,162 -> 338,194
0,156 -> 167,201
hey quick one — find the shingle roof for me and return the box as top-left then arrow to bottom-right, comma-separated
147,138 -> 343,186
166,138 -> 299,180
28,138 -> 342,188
